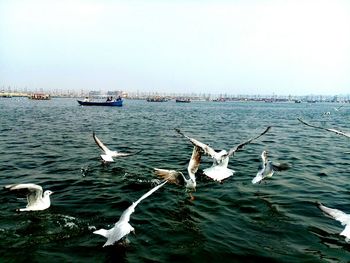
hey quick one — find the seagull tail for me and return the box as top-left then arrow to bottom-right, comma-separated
252,173 -> 263,184
93,228 -> 109,238
340,226 -> 350,239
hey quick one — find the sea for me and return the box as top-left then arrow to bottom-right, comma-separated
0,97 -> 350,263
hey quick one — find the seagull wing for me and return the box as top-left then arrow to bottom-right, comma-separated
119,181 -> 167,223
187,146 -> 202,176
318,202 -> 350,225
5,183 -> 43,206
270,162 -> 290,171
153,168 -> 182,185
112,149 -> 143,158
93,132 -> 113,154
225,126 -> 271,158
175,128 -> 218,159
297,118 -> 350,138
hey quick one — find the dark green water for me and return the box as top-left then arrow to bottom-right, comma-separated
1,98 -> 350,262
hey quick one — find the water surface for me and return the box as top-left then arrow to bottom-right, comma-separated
1,98 -> 350,262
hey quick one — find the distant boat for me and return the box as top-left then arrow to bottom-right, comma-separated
176,98 -> 191,103
147,97 -> 168,102
77,98 -> 123,107
212,98 -> 226,102
29,93 -> 51,100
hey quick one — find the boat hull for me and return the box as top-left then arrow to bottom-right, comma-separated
77,100 -> 123,106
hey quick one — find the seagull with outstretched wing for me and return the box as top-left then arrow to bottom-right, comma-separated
93,132 -> 142,162
175,126 -> 271,182
252,151 -> 289,184
334,105 -> 344,112
154,145 -> 201,190
317,202 -> 350,242
93,181 -> 167,247
297,118 -> 350,138
4,183 -> 53,211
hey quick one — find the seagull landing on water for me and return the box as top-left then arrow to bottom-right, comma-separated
175,126 -> 271,182
93,132 -> 142,163
93,181 -> 167,247
297,118 -> 350,138
4,183 -> 53,211
251,151 -> 289,184
317,202 -> 350,242
153,145 -> 201,191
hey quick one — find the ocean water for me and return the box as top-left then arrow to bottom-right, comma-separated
0,97 -> 350,262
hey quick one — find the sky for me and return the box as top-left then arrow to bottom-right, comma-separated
1,0 -> 350,96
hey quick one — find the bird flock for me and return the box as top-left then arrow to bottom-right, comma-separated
4,115 -> 350,247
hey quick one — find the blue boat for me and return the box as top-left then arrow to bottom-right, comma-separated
77,98 -> 123,107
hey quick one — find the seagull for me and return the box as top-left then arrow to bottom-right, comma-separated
93,132 -> 142,162
297,118 -> 350,138
175,126 -> 271,182
93,181 -> 167,247
334,105 -> 344,112
317,202 -> 350,242
251,151 -> 289,184
4,183 -> 53,211
153,145 -> 201,190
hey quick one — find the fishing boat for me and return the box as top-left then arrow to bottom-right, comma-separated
146,97 -> 168,102
29,93 -> 51,100
77,97 -> 123,107
1,94 -> 12,98
175,98 -> 191,103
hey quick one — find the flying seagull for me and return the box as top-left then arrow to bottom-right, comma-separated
175,126 -> 271,182
317,202 -> 350,242
153,145 -> 201,190
297,118 -> 350,138
4,183 -> 53,211
334,105 -> 344,112
93,132 -> 142,162
93,181 -> 167,247
252,151 -> 289,184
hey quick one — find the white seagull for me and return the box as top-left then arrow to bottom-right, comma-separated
251,151 -> 289,184
252,151 -> 274,184
175,126 -> 271,182
317,202 -> 350,242
93,132 -> 142,162
298,118 -> 350,138
93,181 -> 167,247
4,183 -> 53,211
153,145 -> 202,190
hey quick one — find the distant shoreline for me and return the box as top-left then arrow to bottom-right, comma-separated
1,92 -> 348,104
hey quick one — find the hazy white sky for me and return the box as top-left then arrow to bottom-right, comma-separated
1,0 -> 350,95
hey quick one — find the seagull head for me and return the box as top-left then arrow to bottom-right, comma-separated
216,150 -> 229,165
44,190 -> 54,197
185,178 -> 196,191
261,151 -> 268,162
